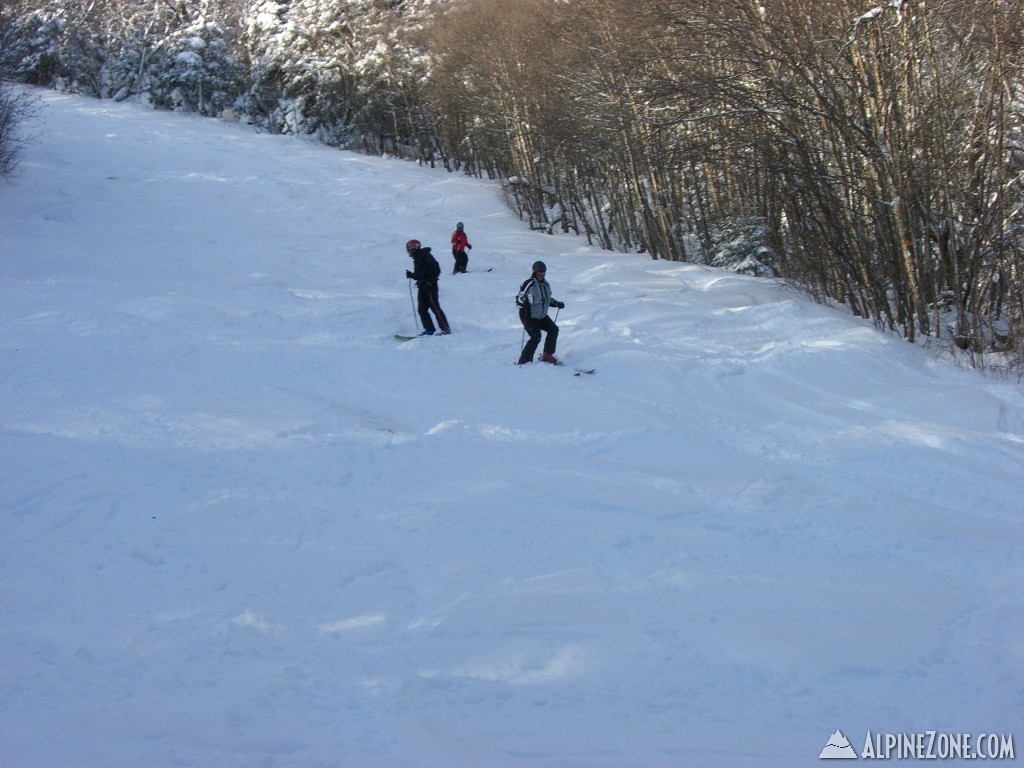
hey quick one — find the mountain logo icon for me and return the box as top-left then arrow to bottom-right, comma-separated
820,729 -> 858,759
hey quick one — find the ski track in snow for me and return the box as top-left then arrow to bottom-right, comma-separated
1,89 -> 1023,767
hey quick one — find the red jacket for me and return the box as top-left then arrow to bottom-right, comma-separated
451,229 -> 470,251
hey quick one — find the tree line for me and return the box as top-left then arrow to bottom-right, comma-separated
2,0 -> 1022,372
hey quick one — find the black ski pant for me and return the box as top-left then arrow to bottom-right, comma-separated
452,248 -> 469,274
417,281 -> 450,333
519,316 -> 558,364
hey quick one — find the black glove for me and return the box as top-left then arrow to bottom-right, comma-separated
554,301 -> 565,309
467,244 -> 472,249
406,270 -> 413,279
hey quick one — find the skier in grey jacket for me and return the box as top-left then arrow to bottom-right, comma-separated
516,260 -> 565,365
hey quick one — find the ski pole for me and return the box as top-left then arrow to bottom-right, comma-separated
408,278 -> 420,330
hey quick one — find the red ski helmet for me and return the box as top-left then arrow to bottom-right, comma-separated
406,239 -> 421,253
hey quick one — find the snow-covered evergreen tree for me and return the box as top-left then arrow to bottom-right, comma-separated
148,15 -> 243,115
240,0 -> 357,140
2,9 -> 65,85
238,0 -> 291,131
238,0 -> 438,151
347,0 -> 439,159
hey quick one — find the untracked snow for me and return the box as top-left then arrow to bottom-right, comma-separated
1,90 -> 1022,767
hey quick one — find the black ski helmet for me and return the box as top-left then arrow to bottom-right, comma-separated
532,260 -> 547,274
456,221 -> 464,231
406,239 -> 421,254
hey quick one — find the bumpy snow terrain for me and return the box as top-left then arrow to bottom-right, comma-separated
2,90 -> 1022,767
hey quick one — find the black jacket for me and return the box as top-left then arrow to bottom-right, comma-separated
408,247 -> 441,285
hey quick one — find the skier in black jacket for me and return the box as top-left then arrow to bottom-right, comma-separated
516,260 -> 564,364
405,239 -> 450,335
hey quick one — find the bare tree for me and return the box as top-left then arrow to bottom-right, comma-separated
0,3 -> 40,176
0,80 -> 38,176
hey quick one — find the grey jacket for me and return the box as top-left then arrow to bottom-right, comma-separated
517,277 -> 560,320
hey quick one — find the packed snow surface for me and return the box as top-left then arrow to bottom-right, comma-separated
2,90 -> 1022,767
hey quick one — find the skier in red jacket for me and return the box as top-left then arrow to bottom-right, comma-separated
450,221 -> 471,274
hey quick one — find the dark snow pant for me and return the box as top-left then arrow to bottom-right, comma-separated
518,316 -> 558,364
417,281 -> 450,333
452,248 -> 469,274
